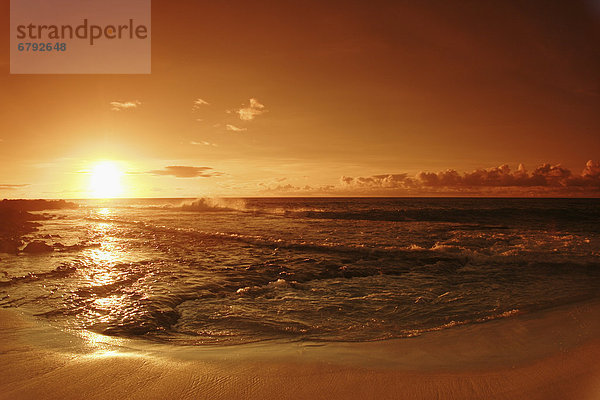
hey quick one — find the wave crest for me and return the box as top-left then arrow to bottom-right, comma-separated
179,197 -> 247,212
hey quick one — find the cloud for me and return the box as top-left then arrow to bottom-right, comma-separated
258,181 -> 334,194
226,124 -> 247,132
341,174 -> 416,189
237,98 -> 266,121
567,160 -> 600,187
110,100 -> 141,111
0,184 -> 28,190
582,160 -> 600,178
340,161 -> 600,195
192,98 -> 210,110
148,166 -> 222,178
190,140 -> 218,147
193,98 -> 210,106
416,163 -> 583,188
264,184 -> 310,192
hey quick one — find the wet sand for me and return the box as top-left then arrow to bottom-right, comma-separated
1,300 -> 600,400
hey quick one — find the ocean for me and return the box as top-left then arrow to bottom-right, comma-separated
1,197 -> 599,345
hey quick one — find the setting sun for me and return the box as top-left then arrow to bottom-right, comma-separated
89,162 -> 123,198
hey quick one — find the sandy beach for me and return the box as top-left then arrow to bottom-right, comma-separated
1,300 -> 600,400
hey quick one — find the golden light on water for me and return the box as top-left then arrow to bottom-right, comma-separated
85,214 -> 121,268
89,162 -> 123,198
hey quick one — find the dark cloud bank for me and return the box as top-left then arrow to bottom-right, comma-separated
340,160 -> 600,196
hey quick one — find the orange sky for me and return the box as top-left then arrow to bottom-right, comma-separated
1,1 -> 599,198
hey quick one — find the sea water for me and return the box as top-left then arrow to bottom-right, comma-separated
1,197 -> 599,344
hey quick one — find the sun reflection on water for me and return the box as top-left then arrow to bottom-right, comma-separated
85,246 -> 120,268
78,208 -> 132,326
97,207 -> 111,217
84,220 -> 121,277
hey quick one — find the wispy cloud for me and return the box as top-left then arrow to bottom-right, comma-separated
226,124 -> 247,132
194,98 -> 209,106
192,98 -> 210,110
0,184 -> 29,190
190,140 -> 218,147
237,98 -> 266,121
110,100 -> 141,111
148,166 -> 222,178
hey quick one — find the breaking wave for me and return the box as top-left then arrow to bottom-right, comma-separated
179,197 -> 248,212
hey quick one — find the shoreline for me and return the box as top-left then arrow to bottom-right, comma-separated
2,299 -> 600,399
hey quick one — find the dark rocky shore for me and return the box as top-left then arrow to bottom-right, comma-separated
0,199 -> 78,254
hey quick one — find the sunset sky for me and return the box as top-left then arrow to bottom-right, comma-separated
1,0 -> 599,198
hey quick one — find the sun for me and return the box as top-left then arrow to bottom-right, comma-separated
89,161 -> 123,198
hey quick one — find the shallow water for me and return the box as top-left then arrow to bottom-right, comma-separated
1,197 -> 599,344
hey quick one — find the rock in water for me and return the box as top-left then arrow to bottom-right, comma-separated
22,241 -> 53,254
